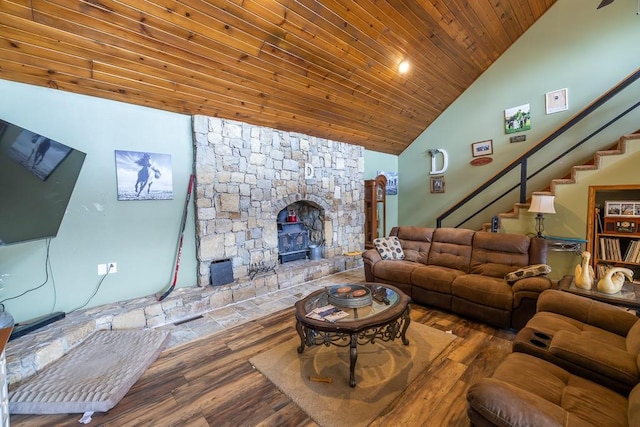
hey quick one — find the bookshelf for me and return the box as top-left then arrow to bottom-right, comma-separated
587,185 -> 640,281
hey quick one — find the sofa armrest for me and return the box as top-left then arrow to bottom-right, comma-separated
537,289 -> 638,336
511,276 -> 553,294
467,379 -> 565,427
549,330 -> 640,387
362,248 -> 382,282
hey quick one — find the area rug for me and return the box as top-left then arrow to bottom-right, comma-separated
249,323 -> 456,427
9,329 -> 170,414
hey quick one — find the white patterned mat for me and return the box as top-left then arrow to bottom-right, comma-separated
9,329 -> 170,414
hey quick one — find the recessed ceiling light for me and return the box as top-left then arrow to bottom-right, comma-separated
398,60 -> 410,74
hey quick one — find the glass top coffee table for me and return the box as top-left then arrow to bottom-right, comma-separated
294,283 -> 411,387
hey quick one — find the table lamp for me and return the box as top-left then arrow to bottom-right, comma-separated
528,192 -> 556,237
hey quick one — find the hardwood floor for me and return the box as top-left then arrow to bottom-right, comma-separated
11,300 -> 515,426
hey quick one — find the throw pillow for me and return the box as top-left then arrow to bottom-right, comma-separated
504,264 -> 552,283
374,236 -> 405,260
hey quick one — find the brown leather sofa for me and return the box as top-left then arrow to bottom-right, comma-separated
467,289 -> 640,426
362,226 -> 552,330
513,289 -> 639,395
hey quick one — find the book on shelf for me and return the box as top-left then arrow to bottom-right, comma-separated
629,240 -> 640,264
305,305 -> 349,322
599,237 -> 625,262
624,240 -> 638,263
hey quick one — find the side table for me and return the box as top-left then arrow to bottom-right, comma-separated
544,235 -> 587,254
557,275 -> 640,314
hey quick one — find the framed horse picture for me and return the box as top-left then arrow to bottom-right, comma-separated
115,150 -> 173,201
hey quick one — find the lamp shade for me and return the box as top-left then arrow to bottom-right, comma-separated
528,192 -> 556,214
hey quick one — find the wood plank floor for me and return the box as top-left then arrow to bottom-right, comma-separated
11,296 -> 515,426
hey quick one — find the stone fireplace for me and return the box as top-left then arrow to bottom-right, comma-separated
192,115 -> 365,289
277,201 -> 324,263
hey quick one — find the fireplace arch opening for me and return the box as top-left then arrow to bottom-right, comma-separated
277,201 -> 325,263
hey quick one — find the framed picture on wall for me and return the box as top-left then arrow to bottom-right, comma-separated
430,176 -> 445,193
605,201 -> 640,217
471,140 -> 493,157
376,170 -> 398,195
545,88 -> 568,114
504,103 -> 531,134
115,150 -> 174,201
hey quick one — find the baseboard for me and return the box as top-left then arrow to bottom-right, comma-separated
9,312 -> 66,341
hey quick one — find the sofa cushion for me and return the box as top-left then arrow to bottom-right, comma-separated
411,265 -> 466,294
392,226 -> 433,265
498,352 -> 628,425
373,236 -> 405,260
536,289 -> 638,337
524,311 -> 629,350
428,228 -> 474,273
504,264 -> 552,283
515,309 -> 637,395
548,330 -> 640,390
469,231 -> 531,278
468,352 -> 630,427
373,260 -> 420,284
451,274 -> 513,310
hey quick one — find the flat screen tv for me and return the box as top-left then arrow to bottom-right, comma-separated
0,119 -> 86,246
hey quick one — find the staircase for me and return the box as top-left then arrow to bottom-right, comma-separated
494,133 -> 640,236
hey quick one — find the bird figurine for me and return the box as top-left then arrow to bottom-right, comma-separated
574,251 -> 595,290
597,267 -> 634,294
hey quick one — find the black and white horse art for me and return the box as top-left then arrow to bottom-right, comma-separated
134,153 -> 161,197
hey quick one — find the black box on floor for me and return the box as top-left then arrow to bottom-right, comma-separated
210,258 -> 234,286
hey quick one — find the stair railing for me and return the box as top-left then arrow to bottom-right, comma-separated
437,67 -> 640,228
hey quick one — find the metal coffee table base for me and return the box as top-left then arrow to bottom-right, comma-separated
296,305 -> 411,387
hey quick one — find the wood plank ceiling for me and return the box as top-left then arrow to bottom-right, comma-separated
0,0 -> 556,155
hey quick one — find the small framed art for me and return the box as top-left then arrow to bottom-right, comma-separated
545,88 -> 568,114
471,140 -> 493,157
504,104 -> 531,134
604,201 -> 640,217
430,176 -> 445,193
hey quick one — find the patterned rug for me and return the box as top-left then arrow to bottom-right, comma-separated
249,323 -> 456,427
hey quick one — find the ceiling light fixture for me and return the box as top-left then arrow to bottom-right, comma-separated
398,60 -> 410,74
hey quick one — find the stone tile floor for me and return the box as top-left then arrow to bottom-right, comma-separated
157,268 -> 365,348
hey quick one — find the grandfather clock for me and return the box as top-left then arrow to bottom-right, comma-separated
364,174 -> 387,249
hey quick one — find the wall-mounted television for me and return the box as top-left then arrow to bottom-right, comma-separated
0,119 -> 86,245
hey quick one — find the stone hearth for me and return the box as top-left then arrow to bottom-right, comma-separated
6,258 -> 363,387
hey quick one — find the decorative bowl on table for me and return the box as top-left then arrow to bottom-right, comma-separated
327,284 -> 372,308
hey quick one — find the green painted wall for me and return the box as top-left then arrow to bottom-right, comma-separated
0,81 -> 196,323
364,150 -> 399,236
398,0 -> 640,229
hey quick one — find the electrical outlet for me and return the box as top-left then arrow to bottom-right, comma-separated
98,264 -> 107,275
98,263 -> 117,275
